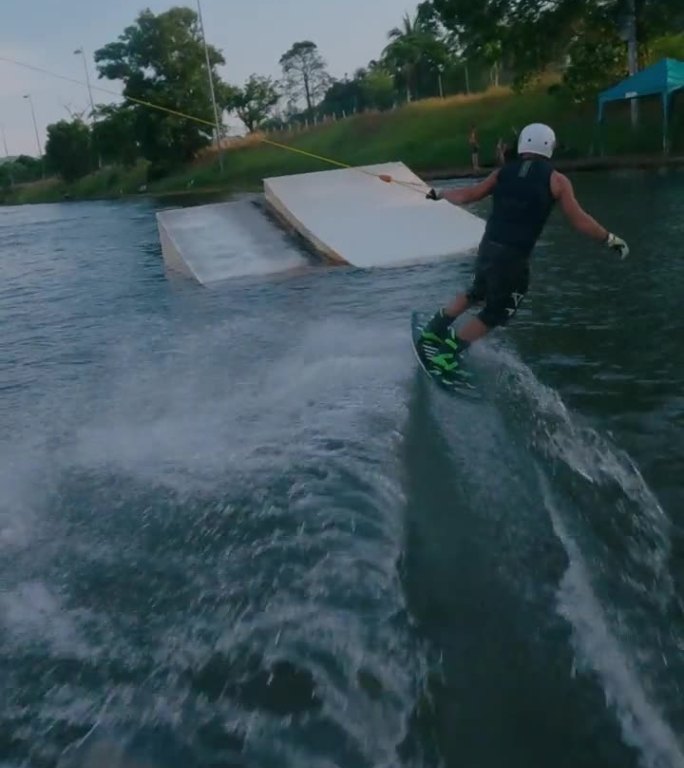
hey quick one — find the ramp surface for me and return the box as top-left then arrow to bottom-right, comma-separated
264,162 -> 485,269
156,200 -> 307,285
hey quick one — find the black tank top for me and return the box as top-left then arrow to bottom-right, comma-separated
484,157 -> 555,255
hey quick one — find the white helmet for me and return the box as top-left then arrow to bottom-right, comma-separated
517,123 -> 556,158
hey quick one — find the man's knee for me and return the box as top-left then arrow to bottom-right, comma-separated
477,306 -> 508,329
465,288 -> 484,306
478,291 -> 526,328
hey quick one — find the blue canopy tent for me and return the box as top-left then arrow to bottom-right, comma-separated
597,58 -> 684,153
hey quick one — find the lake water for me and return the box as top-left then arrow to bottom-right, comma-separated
1,169 -> 683,768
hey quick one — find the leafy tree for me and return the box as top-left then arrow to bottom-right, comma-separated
94,7 -> 230,173
230,75 -> 281,132
0,164 -> 13,191
435,0 -> 561,87
431,0 -> 684,86
413,1 -> 443,36
431,0 -> 506,56
45,119 -> 92,182
559,3 -> 684,101
317,64 -> 396,118
11,155 -> 43,183
319,73 -> 366,117
562,20 -> 627,102
92,104 -> 139,166
260,115 -> 287,132
360,68 -> 396,110
279,41 -> 330,113
633,0 -> 684,41
646,32 -> 684,64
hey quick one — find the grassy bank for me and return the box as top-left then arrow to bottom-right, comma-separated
4,83 -> 683,206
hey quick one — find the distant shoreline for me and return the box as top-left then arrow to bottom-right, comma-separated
152,153 -> 684,201
422,153 -> 684,181
151,153 -> 684,193
2,154 -> 682,208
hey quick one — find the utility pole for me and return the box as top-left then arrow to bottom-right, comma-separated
1,123 -> 9,157
627,0 -> 639,128
196,0 -> 224,172
464,63 -> 471,95
23,94 -> 44,177
74,48 -> 96,119
74,47 -> 101,168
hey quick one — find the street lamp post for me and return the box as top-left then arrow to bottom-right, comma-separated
23,94 -> 44,176
196,0 -> 224,172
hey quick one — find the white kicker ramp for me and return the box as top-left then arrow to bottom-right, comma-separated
156,200 -> 307,285
264,162 -> 485,268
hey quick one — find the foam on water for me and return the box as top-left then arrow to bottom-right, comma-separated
481,346 -> 684,768
0,581 -> 92,660
0,307 -> 429,767
546,481 -> 684,768
491,348 -> 674,600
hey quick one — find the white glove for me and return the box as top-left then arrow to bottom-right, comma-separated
606,232 -> 629,259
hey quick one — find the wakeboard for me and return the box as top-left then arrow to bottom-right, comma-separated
411,311 -> 476,394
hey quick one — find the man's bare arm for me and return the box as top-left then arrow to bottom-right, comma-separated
551,171 -> 609,241
437,171 -> 499,205
551,171 -> 629,257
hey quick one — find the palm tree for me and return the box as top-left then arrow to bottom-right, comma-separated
385,13 -> 416,101
383,4 -> 447,101
484,40 -> 503,87
388,12 -> 416,41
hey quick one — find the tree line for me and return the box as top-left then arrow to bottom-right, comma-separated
1,0 -> 682,189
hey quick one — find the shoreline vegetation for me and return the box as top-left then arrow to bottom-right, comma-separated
3,3 -> 683,208
2,84 -> 682,207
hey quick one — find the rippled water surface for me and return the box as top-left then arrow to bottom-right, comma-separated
1,170 -> 683,768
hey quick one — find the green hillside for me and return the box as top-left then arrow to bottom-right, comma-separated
4,84 -> 682,206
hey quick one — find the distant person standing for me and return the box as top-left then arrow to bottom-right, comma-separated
496,137 -> 506,165
468,125 -> 480,172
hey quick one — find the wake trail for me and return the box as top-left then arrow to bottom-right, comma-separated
479,344 -> 684,768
